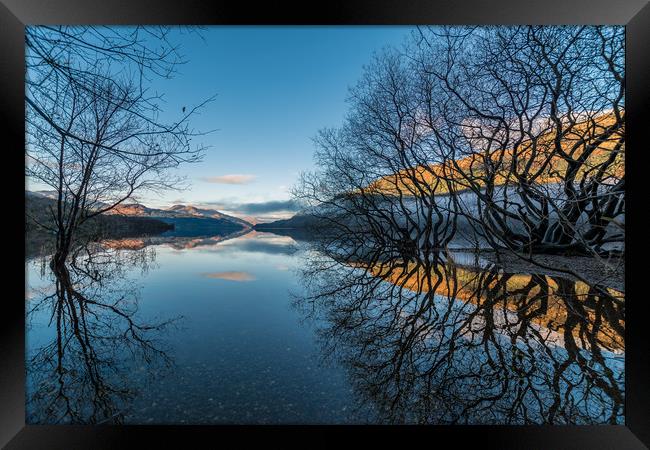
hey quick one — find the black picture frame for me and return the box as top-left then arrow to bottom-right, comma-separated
2,0 -> 648,448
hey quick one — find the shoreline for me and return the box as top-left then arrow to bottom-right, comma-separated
474,249 -> 625,293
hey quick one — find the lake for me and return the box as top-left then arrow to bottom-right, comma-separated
25,229 -> 625,425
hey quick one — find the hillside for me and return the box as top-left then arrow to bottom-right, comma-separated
365,112 -> 624,197
254,214 -> 321,230
26,192 -> 173,235
25,192 -> 175,258
256,113 -> 624,234
107,202 -> 252,229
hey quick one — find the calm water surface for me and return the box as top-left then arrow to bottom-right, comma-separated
26,231 -> 361,424
25,229 -> 625,425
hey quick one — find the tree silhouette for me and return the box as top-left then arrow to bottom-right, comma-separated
26,240 -> 177,424
293,26 -> 624,275
25,26 -> 215,269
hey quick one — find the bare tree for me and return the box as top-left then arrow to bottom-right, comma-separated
294,26 -> 624,276
25,26 -> 215,267
413,26 -> 624,259
290,26 -> 625,424
293,47 -> 460,264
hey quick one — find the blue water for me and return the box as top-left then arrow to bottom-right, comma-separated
25,231 -> 362,424
25,229 -> 624,425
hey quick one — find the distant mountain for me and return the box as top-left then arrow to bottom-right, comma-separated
27,190 -> 59,200
26,190 -> 112,209
26,192 -> 175,258
165,204 -> 252,228
26,191 -> 173,234
26,191 -> 252,238
108,203 -> 154,216
107,202 -> 252,229
254,214 -> 320,230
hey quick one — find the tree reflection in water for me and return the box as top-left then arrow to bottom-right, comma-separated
294,242 -> 624,424
26,241 -> 176,424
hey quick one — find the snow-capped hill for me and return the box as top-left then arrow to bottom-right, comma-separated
103,202 -> 252,229
26,191 -> 252,229
26,190 -> 59,200
110,203 -> 156,216
165,204 -> 252,228
167,204 -> 207,216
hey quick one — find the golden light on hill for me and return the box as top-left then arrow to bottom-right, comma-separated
365,112 -> 624,197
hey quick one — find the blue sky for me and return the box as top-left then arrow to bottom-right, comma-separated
138,26 -> 415,221
27,26 -> 416,222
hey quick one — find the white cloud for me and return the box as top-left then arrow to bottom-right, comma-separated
199,174 -> 257,185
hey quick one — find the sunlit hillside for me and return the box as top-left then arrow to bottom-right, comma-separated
366,112 -> 624,196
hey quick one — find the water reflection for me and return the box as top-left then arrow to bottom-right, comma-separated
25,227 -> 625,425
26,240 -> 176,424
202,271 -> 257,282
198,231 -> 299,256
101,227 -> 251,251
293,242 -> 625,424
25,228 -> 313,424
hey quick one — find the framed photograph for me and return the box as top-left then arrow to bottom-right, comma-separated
2,0 -> 649,447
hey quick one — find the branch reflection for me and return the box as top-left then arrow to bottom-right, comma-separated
26,241 -> 176,424
295,242 -> 624,424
